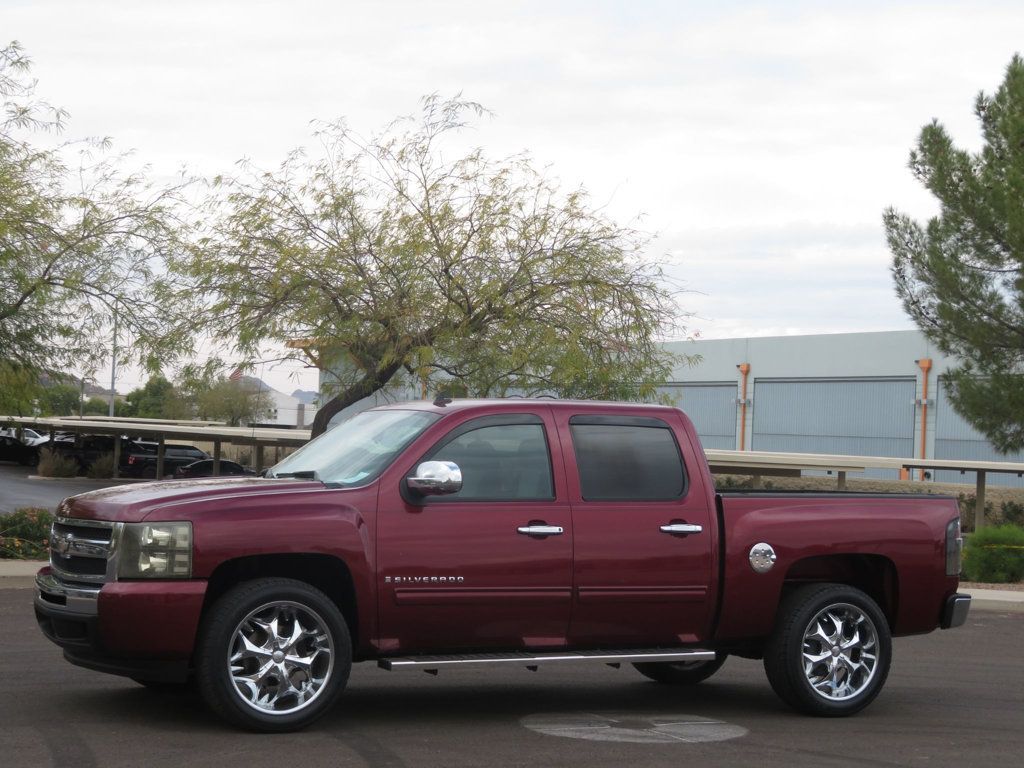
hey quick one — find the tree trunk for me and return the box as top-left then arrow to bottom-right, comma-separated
309,360 -> 405,438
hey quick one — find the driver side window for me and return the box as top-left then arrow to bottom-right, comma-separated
425,423 -> 554,501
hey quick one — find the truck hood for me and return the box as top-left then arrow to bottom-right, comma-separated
58,477 -> 324,523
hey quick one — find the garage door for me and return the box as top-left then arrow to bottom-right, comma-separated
933,381 -> 1024,488
752,377 -> 917,479
658,382 -> 737,450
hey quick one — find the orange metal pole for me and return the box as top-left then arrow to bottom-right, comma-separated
738,363 -> 750,451
917,358 -> 932,481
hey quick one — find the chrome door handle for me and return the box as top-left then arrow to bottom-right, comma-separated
517,525 -> 564,536
660,523 -> 703,535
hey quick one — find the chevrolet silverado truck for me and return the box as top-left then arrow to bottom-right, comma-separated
35,399 -> 970,732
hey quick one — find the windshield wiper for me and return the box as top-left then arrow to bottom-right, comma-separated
271,470 -> 320,480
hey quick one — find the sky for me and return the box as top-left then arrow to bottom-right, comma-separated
5,0 -> 1024,395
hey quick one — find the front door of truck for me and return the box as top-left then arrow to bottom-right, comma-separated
556,411 -> 717,646
376,410 -> 572,654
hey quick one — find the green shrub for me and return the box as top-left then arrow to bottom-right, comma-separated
1001,501 -> 1024,527
86,452 -> 115,479
37,448 -> 79,478
963,524 -> 1024,583
0,507 -> 53,559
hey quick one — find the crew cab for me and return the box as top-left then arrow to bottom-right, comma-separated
34,399 -> 969,732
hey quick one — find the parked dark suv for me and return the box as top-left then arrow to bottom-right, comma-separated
50,434 -> 209,478
173,459 -> 255,478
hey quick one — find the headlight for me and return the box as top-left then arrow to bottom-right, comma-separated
118,522 -> 192,579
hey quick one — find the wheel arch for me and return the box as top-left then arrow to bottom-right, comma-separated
781,554 -> 899,629
200,553 -> 360,651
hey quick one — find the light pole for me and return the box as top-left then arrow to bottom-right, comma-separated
108,314 -> 118,417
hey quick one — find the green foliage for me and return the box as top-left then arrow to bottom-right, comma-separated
0,507 -> 52,559
963,524 -> 1024,583
886,55 -> 1024,452
1001,501 -> 1024,526
82,396 -> 110,415
171,96 -> 688,436
0,362 -> 39,415
123,374 -> 190,419
86,452 -> 115,479
195,377 -> 273,426
37,448 -> 78,477
0,41 -> 190,380
38,383 -> 79,416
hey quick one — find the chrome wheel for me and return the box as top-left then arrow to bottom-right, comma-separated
227,600 -> 335,715
764,583 -> 892,717
801,602 -> 879,702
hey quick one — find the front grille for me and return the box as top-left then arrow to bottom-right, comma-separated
50,517 -> 116,584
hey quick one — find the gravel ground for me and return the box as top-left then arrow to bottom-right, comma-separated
961,581 -> 1024,591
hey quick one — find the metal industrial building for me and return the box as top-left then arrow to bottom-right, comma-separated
318,329 -> 1023,488
661,330 -> 1023,486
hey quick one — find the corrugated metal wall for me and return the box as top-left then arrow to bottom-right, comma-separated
658,383 -> 738,450
751,378 -> 917,479
933,381 -> 1024,488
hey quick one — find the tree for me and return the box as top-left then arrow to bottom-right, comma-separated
123,374 -> 190,419
38,383 -> 79,416
173,96 -> 686,437
0,41 -> 187,377
886,55 -> 1024,453
82,396 -> 110,416
195,377 -> 274,426
0,362 -> 39,415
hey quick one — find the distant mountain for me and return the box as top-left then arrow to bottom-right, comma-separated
39,372 -> 116,398
291,389 -> 319,405
236,375 -> 280,396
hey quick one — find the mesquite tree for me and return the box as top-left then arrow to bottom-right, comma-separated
0,41 -> 187,382
176,97 -> 686,436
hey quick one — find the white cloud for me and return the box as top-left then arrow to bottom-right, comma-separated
5,0 -> 1021,392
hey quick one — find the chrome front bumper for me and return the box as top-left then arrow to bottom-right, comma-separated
36,571 -> 101,616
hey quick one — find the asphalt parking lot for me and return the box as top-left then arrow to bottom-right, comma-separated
1,585 -> 1020,768
0,463 -> 127,514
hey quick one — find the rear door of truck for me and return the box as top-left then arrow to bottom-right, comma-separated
554,407 -> 718,646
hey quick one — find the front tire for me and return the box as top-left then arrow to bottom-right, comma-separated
763,583 -> 891,717
633,653 -> 727,685
196,578 -> 351,732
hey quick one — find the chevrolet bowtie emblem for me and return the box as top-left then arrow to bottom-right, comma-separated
54,532 -> 74,558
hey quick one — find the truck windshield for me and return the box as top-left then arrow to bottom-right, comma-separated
267,409 -> 440,487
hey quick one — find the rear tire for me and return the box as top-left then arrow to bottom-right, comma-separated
633,653 -> 727,685
196,578 -> 351,732
763,583 -> 891,717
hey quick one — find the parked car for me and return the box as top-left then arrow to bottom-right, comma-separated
48,434 -> 209,478
0,427 -> 49,447
0,435 -> 39,466
173,459 -> 256,479
123,443 -> 210,478
35,399 -> 969,732
50,434 -> 155,475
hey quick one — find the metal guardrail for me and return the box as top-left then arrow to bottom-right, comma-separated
5,416 -> 1021,526
708,449 -> 1024,527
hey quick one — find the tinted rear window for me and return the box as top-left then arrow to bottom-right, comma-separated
570,422 -> 686,501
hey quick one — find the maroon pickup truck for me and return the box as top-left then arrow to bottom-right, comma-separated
35,399 -> 970,732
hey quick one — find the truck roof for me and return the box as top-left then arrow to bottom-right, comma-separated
370,398 -> 681,415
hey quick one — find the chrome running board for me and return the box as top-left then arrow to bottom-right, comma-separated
378,648 -> 715,672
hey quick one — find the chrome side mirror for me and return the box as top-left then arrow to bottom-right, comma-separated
407,460 -> 462,496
